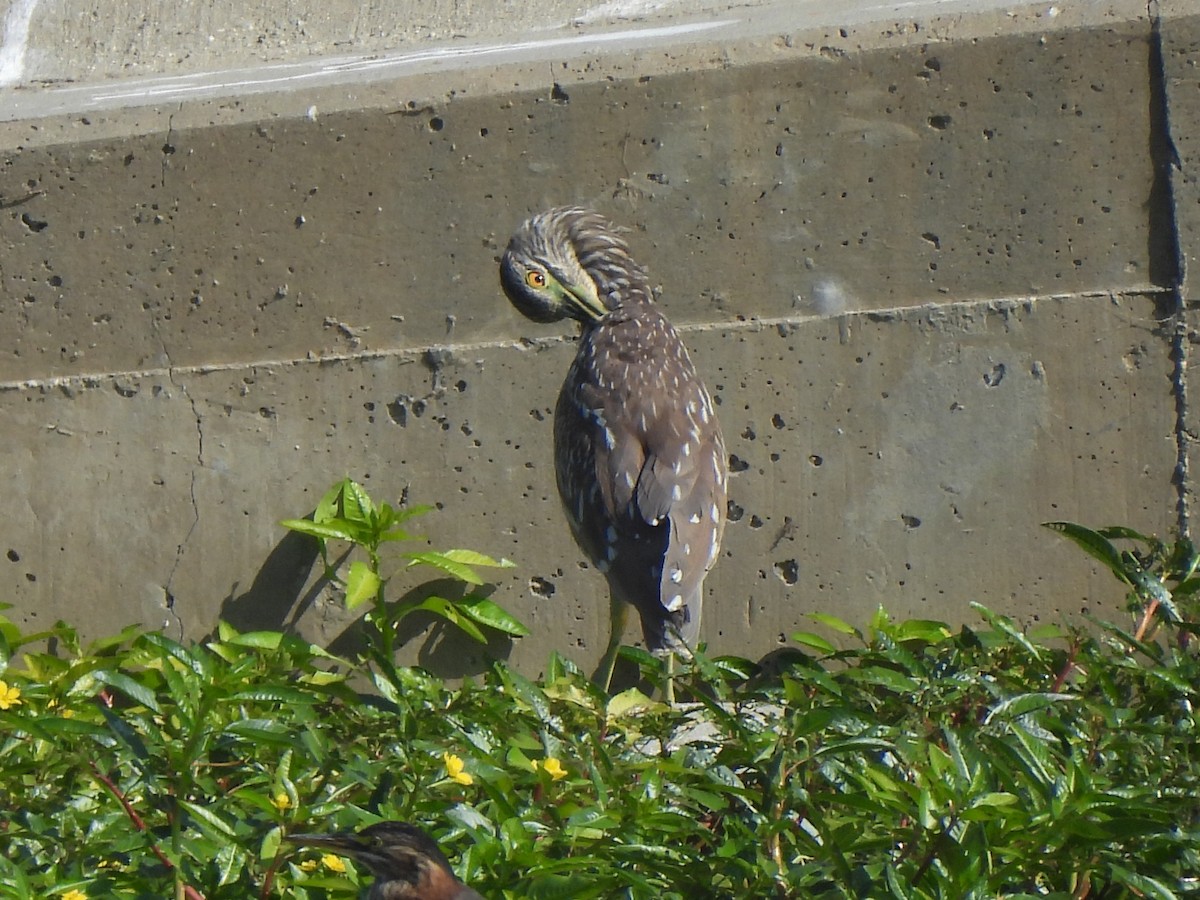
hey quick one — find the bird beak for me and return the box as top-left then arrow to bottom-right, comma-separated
286,831 -> 363,853
562,278 -> 607,324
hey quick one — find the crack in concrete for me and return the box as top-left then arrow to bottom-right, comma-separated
149,330 -> 203,640
161,112 -> 175,190
1148,2 -> 1190,541
0,287 -> 1175,394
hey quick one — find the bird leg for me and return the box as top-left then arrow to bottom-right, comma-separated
663,651 -> 676,705
595,596 -> 629,693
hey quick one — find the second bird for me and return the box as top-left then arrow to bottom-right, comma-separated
500,207 -> 727,694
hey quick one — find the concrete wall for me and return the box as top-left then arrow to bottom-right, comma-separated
1,0 -> 1193,677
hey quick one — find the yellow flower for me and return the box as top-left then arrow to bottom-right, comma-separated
0,680 -> 21,710
443,751 -> 474,786
271,791 -> 291,812
541,757 -> 568,781
61,891 -> 87,900
299,859 -> 318,872
322,853 -> 347,873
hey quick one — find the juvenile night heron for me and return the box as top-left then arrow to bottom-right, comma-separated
287,821 -> 484,900
499,207 -> 727,695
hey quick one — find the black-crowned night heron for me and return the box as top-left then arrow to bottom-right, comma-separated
499,207 -> 727,697
287,821 -> 484,900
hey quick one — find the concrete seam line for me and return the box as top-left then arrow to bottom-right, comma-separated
0,287 -> 1174,394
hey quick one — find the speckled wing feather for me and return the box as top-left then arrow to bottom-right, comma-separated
556,303 -> 726,651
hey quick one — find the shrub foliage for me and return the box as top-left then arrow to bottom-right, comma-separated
0,514 -> 1196,898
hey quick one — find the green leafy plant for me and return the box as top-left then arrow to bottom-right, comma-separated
280,478 -> 526,666
1044,521 -> 1199,645
2,516 -> 1198,898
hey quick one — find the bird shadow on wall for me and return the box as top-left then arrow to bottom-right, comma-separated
218,531 -> 514,680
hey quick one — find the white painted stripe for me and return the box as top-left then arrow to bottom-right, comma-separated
0,0 -> 39,87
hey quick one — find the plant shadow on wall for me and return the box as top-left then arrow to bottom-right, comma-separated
220,478 -> 527,679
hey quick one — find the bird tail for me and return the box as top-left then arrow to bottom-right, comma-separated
636,586 -> 702,656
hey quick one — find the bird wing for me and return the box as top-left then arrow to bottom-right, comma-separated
577,309 -> 726,640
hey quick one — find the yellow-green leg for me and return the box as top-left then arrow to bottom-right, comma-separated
595,597 -> 629,692
663,651 -> 676,705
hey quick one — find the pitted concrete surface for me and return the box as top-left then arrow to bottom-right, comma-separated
1,0 -> 1194,675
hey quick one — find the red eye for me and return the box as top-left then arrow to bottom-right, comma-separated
526,270 -> 547,288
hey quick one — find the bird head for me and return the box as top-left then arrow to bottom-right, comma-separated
500,207 -> 642,325
287,821 -> 473,899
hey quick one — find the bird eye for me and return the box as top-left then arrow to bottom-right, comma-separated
526,270 -> 547,289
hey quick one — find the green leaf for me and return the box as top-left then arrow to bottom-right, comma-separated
455,596 -> 530,636
345,560 -> 382,609
1096,525 -> 1155,543
403,551 -> 485,585
223,718 -> 298,745
983,692 -> 1078,725
1108,866 -> 1181,900
279,517 -> 361,544
7,713 -> 111,741
230,686 -> 316,705
218,629 -> 284,651
313,479 -> 346,524
845,665 -> 919,694
138,632 -> 215,679
891,619 -> 952,643
410,597 -> 488,643
439,548 -> 517,569
91,669 -> 161,713
339,478 -> 376,526
178,799 -> 237,838
791,630 -> 838,654
1043,521 -> 1132,584
807,612 -> 861,637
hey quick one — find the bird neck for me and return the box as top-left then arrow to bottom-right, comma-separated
590,279 -> 654,321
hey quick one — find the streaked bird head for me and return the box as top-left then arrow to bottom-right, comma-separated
287,821 -> 482,900
500,207 -> 647,326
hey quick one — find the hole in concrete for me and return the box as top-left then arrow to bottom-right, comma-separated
387,399 -> 409,427
774,559 -> 800,585
928,115 -> 952,130
6,549 -> 19,562
901,514 -> 922,530
983,364 -> 1006,387
428,116 -> 445,131
529,576 -> 556,598
727,501 -> 745,522
729,454 -> 750,473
